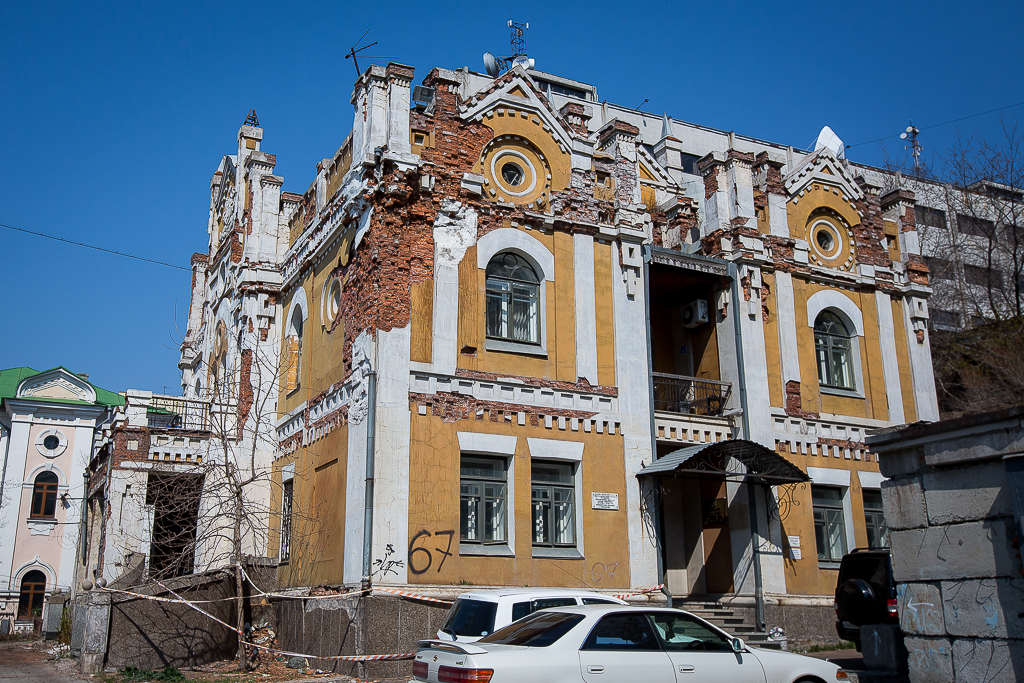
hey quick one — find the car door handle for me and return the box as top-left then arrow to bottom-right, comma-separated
587,665 -> 605,673
678,664 -> 695,673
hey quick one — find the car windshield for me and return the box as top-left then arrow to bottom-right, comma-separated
479,611 -> 585,647
442,598 -> 498,638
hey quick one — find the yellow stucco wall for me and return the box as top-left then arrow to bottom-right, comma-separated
273,422 -> 350,587
594,241 -> 616,387
762,272 -> 784,408
407,413 -> 630,589
457,228 -> 581,383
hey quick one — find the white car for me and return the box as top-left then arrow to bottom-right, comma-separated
436,588 -> 627,643
416,604 -> 849,683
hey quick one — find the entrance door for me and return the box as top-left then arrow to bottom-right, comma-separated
699,479 -> 734,594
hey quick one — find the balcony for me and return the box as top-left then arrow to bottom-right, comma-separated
652,373 -> 732,417
149,395 -> 213,431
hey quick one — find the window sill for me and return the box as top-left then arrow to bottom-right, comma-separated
532,547 -> 582,560
287,386 -> 302,398
818,561 -> 841,570
819,386 -> 863,399
460,544 -> 515,558
27,517 -> 57,524
485,339 -> 548,358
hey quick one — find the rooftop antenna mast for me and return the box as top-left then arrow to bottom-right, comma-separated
509,19 -> 528,59
345,29 -> 385,77
482,19 -> 534,77
900,121 -> 922,176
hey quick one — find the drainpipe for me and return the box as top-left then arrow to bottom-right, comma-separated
360,370 -> 378,589
728,262 -> 765,631
643,246 -> 672,608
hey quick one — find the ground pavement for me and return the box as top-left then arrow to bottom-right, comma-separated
0,641 -> 86,682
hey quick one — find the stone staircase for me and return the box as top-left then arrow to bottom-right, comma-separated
673,599 -> 788,651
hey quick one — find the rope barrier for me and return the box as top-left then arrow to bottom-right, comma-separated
613,584 -> 665,600
373,587 -> 454,607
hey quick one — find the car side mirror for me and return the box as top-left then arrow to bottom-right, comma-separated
731,637 -> 745,652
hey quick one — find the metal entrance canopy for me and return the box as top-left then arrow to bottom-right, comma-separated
637,439 -> 809,485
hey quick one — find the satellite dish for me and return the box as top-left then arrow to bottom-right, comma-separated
900,132 -> 908,140
483,52 -> 500,77
512,55 -> 535,70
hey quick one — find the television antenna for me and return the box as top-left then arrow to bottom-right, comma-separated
345,29 -> 389,77
900,122 -> 922,176
483,19 -> 534,77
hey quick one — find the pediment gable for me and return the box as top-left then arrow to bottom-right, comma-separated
461,67 -> 576,150
637,146 -> 679,189
784,148 -> 864,203
18,367 -> 96,403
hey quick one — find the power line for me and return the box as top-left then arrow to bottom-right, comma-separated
0,221 -> 190,271
847,100 -> 1024,149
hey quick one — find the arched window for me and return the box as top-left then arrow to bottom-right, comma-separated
30,472 -> 58,519
287,306 -> 304,392
18,570 -> 47,619
815,311 -> 855,390
486,252 -> 541,344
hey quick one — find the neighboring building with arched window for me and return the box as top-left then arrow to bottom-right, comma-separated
0,366 -> 121,633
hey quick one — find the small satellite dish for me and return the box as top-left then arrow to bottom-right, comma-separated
512,55 -> 535,70
483,52 -> 500,77
900,132 -> 908,140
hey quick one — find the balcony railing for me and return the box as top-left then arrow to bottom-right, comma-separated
652,373 -> 732,417
149,395 -> 212,431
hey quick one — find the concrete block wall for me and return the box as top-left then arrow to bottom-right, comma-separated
869,408 -> 1024,683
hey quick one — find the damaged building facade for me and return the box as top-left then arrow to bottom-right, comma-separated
159,61 -> 941,643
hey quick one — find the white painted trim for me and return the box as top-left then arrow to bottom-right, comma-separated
286,286 -> 308,338
25,462 -> 67,487
458,432 -> 518,456
13,557 -> 56,589
476,228 -> 554,282
775,272 -> 800,384
281,463 -> 295,482
874,290 -> 905,424
858,471 -> 885,489
806,466 -> 851,486
573,234 -> 599,384
527,438 -> 584,462
806,290 -> 864,336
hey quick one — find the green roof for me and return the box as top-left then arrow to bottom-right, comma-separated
0,366 -> 124,408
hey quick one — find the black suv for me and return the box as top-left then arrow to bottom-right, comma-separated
834,548 -> 898,649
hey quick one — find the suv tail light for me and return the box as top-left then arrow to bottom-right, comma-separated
412,660 -> 429,680
887,598 -> 898,618
438,666 -> 494,683
834,599 -> 840,618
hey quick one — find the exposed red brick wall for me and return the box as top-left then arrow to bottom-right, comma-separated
785,381 -> 818,419
410,392 -> 599,426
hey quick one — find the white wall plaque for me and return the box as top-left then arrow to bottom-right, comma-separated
788,535 -> 801,548
591,492 -> 619,510
790,547 -> 802,560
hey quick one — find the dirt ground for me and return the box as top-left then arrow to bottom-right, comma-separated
0,640 -> 412,683
804,647 -> 865,672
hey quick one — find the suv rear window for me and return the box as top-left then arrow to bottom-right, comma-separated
479,611 -> 585,647
840,554 -> 889,593
442,598 -> 498,638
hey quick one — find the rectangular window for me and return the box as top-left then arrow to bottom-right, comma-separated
486,280 -> 540,344
531,462 -> 576,547
917,206 -> 947,229
460,457 -> 507,544
957,214 -> 996,237
863,490 -> 889,549
964,264 -> 1003,289
813,486 -> 847,563
924,257 -> 954,281
280,479 -> 293,563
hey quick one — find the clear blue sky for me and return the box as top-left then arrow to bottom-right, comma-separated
2,1 -> 1022,395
